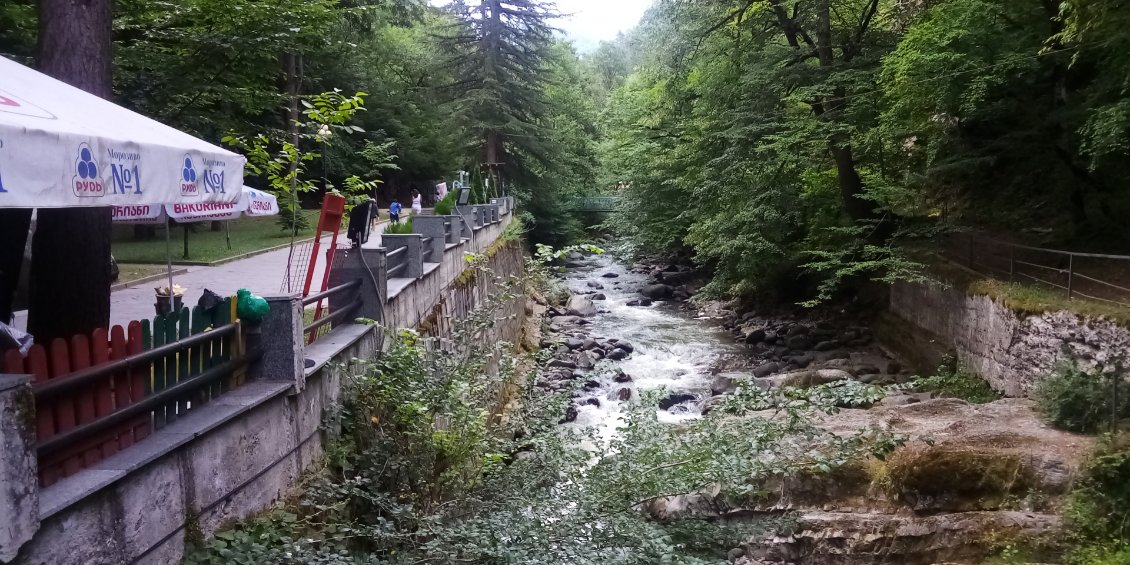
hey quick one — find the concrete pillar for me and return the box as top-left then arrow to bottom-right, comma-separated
0,374 -> 38,563
382,234 -> 423,279
412,216 -> 447,263
327,247 -> 387,318
443,216 -> 462,244
455,206 -> 480,230
251,295 -> 306,390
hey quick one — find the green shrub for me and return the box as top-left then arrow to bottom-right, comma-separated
1063,436 -> 1130,564
434,190 -> 459,216
385,217 -> 414,234
1034,363 -> 1129,434
910,360 -> 1000,404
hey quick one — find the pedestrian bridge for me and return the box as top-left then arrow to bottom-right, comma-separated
565,196 -> 622,212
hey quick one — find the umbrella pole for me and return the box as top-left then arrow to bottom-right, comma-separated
164,215 -> 175,314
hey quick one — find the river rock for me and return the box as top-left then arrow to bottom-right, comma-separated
852,364 -> 881,376
581,397 -> 600,407
591,293 -> 607,301
788,354 -> 815,369
613,370 -> 633,383
567,296 -> 597,317
659,393 -> 696,410
742,328 -> 767,344
752,361 -> 781,378
614,388 -> 632,401
559,405 -> 578,424
548,359 -> 577,370
887,361 -> 903,374
813,340 -> 839,352
786,335 -> 813,350
614,341 -> 635,353
607,348 -> 629,361
712,375 -> 738,395
774,369 -> 853,389
555,345 -> 570,356
786,325 -> 810,337
586,280 -> 605,290
575,351 -> 598,370
566,338 -> 584,350
601,272 -> 619,278
553,315 -> 583,325
583,379 -> 601,390
582,338 -> 598,350
641,284 -> 674,300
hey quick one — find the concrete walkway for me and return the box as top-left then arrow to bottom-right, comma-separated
13,218 -> 396,331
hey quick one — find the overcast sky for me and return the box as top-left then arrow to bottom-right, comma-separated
430,0 -> 652,52
552,0 -> 652,51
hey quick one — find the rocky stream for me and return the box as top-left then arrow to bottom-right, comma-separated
534,252 -> 1092,565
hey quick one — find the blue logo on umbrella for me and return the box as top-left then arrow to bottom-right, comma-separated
77,146 -> 98,179
182,156 -> 197,183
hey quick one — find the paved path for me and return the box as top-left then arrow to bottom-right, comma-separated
13,219 -> 394,331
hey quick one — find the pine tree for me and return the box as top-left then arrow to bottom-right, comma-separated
442,0 -> 559,190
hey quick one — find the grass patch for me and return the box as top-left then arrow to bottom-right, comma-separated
116,264 -> 170,284
909,359 -> 1000,404
112,213 -> 318,264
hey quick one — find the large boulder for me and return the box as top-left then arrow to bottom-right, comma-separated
659,393 -> 697,410
772,369 -> 853,389
566,295 -> 598,317
641,284 -> 674,300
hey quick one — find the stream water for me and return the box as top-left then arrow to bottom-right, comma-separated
560,254 -> 747,446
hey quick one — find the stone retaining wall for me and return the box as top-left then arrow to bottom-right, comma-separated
4,213 -> 524,565
884,281 -> 1130,396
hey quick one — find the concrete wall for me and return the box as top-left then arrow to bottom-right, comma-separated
884,281 -> 1130,396
5,207 -> 523,565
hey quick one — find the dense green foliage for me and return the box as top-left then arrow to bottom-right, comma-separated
185,257 -> 905,564
907,360 -> 1000,404
0,0 -> 596,246
1061,435 -> 1130,564
593,0 -> 1130,301
1035,362 -> 1129,434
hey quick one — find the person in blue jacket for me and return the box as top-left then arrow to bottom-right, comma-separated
389,199 -> 402,224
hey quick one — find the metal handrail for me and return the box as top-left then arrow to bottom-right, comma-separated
421,237 -> 434,245
34,323 -> 240,401
36,349 -> 262,459
949,233 -> 1130,306
388,263 -> 407,278
303,299 -> 362,335
303,279 -> 362,307
386,247 -> 407,260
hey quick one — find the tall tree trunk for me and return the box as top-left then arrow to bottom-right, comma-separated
28,0 -> 114,341
0,210 -> 32,323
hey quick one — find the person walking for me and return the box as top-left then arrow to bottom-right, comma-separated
389,199 -> 402,224
411,188 -> 423,216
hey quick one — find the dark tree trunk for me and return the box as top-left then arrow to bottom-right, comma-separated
0,210 -> 32,323
28,0 -> 114,341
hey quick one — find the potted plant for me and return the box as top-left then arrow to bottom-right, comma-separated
154,284 -> 186,316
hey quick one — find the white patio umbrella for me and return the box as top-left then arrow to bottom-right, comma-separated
113,186 -> 279,257
111,186 -> 279,224
0,56 -> 245,315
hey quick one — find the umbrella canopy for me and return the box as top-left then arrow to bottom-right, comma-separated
0,57 -> 244,209
111,186 -> 278,224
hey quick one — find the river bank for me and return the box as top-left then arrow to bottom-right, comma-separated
533,250 -> 1092,564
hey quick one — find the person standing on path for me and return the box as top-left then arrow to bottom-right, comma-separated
389,199 -> 402,224
411,188 -> 423,216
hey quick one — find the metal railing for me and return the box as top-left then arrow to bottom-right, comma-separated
386,246 -> 408,278
945,233 -> 1130,308
303,279 -> 362,339
37,329 -> 259,461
